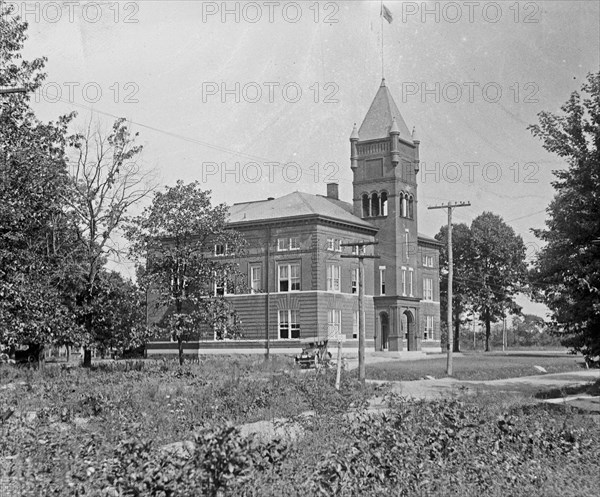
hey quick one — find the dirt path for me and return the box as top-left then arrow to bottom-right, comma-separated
365,370 -> 600,412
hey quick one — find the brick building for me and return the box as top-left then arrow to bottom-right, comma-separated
148,79 -> 441,355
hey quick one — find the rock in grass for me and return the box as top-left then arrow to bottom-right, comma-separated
533,365 -> 548,373
425,375 -> 436,380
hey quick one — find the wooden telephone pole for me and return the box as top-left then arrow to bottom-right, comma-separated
341,241 -> 379,384
428,201 -> 471,376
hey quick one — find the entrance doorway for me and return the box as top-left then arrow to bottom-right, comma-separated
380,312 -> 389,350
403,310 -> 415,351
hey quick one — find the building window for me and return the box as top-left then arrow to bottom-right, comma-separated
423,277 -> 433,301
214,272 -> 234,296
214,313 -> 236,340
327,238 -> 342,252
279,309 -> 300,339
353,310 -> 359,338
351,268 -> 358,294
250,264 -> 262,293
381,191 -> 388,216
424,315 -> 434,340
328,309 -> 341,338
215,244 -> 227,256
423,255 -> 434,267
371,193 -> 380,217
405,230 -> 409,260
409,268 -> 414,297
278,263 -> 300,292
278,237 -> 299,251
379,266 -> 386,296
401,267 -> 407,296
401,193 -> 408,218
362,194 -> 370,218
408,195 -> 414,219
327,264 -> 341,292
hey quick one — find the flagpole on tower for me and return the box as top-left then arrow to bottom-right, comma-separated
380,0 -> 385,79
380,3 -> 393,80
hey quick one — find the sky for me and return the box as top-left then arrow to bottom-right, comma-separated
9,0 -> 600,314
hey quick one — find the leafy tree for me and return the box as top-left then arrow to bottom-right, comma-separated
529,72 -> 600,363
63,118 -> 155,366
126,181 -> 247,365
435,223 -> 473,352
469,212 -> 528,351
81,270 -> 153,358
0,4 -> 81,356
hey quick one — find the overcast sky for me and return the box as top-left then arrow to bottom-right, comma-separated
13,0 -> 600,314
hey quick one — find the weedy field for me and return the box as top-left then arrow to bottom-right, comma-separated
1,356 -> 599,496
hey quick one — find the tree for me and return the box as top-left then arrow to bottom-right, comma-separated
63,118 -> 155,366
436,223 -> 473,352
0,3 -> 81,357
529,72 -> 600,363
126,181 -> 247,365
80,270 -> 153,358
469,212 -> 528,351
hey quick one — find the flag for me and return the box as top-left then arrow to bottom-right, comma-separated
381,3 -> 393,23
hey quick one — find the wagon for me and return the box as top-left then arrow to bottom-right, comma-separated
294,338 -> 332,369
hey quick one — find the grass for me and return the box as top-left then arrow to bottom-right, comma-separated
1,354 -> 598,496
366,351 -> 587,381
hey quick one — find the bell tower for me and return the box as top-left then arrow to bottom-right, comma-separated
350,78 -> 422,351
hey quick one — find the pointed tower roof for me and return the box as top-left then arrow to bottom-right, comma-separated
358,79 -> 413,143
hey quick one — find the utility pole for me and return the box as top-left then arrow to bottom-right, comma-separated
341,241 -> 379,385
502,313 -> 506,352
428,201 -> 470,376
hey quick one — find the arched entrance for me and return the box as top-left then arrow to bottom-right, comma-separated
402,310 -> 416,351
380,312 -> 389,350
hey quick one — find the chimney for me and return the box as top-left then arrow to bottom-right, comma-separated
326,183 -> 339,200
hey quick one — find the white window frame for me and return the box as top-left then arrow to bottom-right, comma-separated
423,277 -> 433,301
334,239 -> 342,252
424,315 -> 434,340
409,268 -> 414,297
405,229 -> 409,260
328,309 -> 341,339
327,238 -> 335,251
423,254 -> 434,267
214,243 -> 227,256
351,267 -> 358,294
401,267 -> 407,296
214,271 -> 233,296
278,263 -> 300,292
379,266 -> 386,296
327,263 -> 341,292
250,264 -> 262,293
277,238 -> 288,251
278,309 -> 300,339
289,237 -> 300,250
